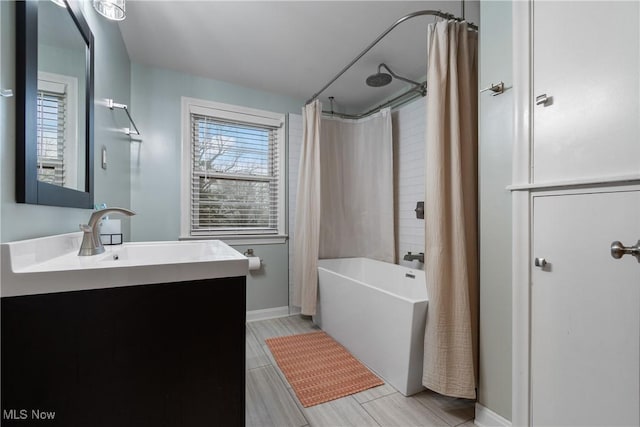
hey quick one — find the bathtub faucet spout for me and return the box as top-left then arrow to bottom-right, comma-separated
403,252 -> 424,263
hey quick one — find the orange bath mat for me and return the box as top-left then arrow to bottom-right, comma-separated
265,331 -> 384,407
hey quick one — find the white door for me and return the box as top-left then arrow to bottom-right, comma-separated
531,189 -> 640,426
532,1 -> 640,183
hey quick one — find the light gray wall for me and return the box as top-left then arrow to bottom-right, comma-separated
287,113 -> 303,309
0,1 -> 132,243
0,0 -> 3,241
236,243 -> 290,311
478,0 -> 513,421
129,62 -> 303,311
85,2 -> 133,237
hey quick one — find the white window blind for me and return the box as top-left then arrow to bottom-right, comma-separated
189,113 -> 281,236
36,89 -> 66,186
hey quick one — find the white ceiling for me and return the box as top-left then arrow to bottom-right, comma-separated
118,1 -> 479,114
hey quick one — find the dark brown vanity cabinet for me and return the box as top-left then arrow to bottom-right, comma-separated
1,277 -> 246,426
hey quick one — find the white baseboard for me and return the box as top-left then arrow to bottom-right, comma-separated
474,403 -> 512,427
246,306 -> 290,322
288,305 -> 301,315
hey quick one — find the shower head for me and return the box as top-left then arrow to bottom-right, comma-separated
366,63 -> 421,89
366,69 -> 393,87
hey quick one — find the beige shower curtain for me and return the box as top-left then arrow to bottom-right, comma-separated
293,103 -> 395,316
293,100 -> 322,316
422,21 -> 478,399
318,110 -> 394,263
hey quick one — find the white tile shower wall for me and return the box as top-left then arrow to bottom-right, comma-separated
288,113 -> 303,309
393,98 -> 426,270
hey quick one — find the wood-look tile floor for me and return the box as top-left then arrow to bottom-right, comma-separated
246,315 -> 476,427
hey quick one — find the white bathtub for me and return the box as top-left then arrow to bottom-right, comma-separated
314,257 -> 428,396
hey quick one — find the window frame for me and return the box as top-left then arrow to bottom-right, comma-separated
180,97 -> 287,244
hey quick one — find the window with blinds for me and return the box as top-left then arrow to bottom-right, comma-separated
36,89 -> 67,186
184,100 -> 285,238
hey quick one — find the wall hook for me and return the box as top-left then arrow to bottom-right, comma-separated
480,81 -> 505,96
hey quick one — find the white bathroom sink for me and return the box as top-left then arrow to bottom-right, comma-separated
98,241 -> 240,265
1,233 -> 248,297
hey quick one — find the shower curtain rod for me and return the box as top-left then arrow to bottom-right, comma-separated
306,9 -> 478,108
322,82 -> 425,120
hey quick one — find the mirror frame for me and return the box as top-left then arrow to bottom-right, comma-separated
16,0 -> 94,208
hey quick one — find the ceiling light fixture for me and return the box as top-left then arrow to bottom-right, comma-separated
92,0 -> 126,21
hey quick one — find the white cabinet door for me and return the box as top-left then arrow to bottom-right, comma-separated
533,1 -> 640,183
532,190 -> 640,426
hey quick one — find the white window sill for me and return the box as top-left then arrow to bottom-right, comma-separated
179,234 -> 288,246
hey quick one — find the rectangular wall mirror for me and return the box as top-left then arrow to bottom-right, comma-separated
16,0 -> 94,208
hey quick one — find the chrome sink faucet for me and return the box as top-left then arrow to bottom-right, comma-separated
403,251 -> 424,263
78,208 -> 135,256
